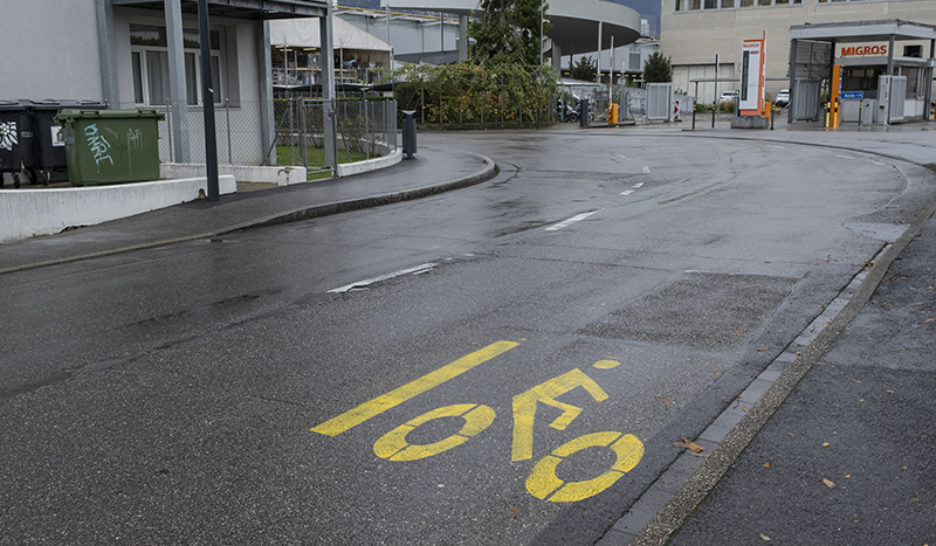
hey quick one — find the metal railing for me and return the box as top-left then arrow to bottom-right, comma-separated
121,97 -> 397,170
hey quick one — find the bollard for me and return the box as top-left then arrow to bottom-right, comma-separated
579,99 -> 590,128
402,110 -> 417,159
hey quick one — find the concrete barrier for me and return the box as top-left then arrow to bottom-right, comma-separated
0,175 -> 236,242
161,163 -> 306,186
337,149 -> 403,178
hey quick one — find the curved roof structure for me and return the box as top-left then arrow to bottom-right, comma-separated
380,0 -> 641,55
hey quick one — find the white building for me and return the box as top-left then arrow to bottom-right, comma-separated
660,0 -> 936,109
0,0 -> 334,166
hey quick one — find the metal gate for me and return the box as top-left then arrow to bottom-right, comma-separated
647,83 -> 674,122
887,75 -> 907,124
792,79 -> 820,121
876,75 -> 907,124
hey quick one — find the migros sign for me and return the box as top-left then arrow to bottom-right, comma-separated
840,44 -> 888,57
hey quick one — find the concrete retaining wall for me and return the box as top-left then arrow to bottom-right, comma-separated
0,176 -> 236,242
337,149 -> 403,178
161,163 -> 306,185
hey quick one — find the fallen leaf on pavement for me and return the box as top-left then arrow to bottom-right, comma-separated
715,371 -> 723,377
510,505 -> 521,515
924,318 -> 936,324
788,432 -> 797,437
763,461 -> 772,468
656,396 -> 674,404
886,389 -> 895,395
823,477 -> 836,488
760,533 -> 772,542
673,438 -> 705,453
822,442 -> 831,447
756,347 -> 769,352
845,474 -> 851,479
849,378 -> 863,384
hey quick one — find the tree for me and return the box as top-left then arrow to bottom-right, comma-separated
469,0 -> 551,66
643,52 -> 672,83
570,56 -> 597,82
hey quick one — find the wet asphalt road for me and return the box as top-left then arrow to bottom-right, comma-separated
0,129 -> 930,544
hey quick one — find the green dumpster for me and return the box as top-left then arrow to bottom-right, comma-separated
54,109 -> 164,186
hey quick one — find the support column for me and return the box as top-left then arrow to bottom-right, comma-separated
259,20 -> 275,166
165,0 -> 190,163
925,39 -> 935,120
320,7 -> 338,174
596,21 -> 603,84
457,14 -> 468,62
887,34 -> 895,75
552,41 -> 562,73
95,0 -> 119,106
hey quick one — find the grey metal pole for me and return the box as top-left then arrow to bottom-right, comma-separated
788,39 -> 797,125
596,21 -> 603,85
198,0 -> 219,201
712,54 -> 718,128
225,98 -> 232,165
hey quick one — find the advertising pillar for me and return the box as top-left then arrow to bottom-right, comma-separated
740,38 -> 766,117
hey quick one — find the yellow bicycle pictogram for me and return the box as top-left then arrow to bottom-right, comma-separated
310,341 -> 645,503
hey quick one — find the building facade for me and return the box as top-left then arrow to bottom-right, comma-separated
0,0 -> 332,166
660,0 -> 936,102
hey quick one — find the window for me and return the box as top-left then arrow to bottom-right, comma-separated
704,0 -> 717,8
689,0 -> 701,9
740,0 -> 754,6
721,0 -> 735,7
130,24 -> 224,106
629,51 -> 641,71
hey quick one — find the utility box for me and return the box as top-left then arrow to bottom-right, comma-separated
55,109 -> 164,186
401,110 -> 417,159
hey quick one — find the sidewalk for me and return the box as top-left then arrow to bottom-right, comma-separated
0,146 -> 495,274
667,210 -> 936,545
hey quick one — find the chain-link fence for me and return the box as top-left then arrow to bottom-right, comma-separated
120,100 -> 269,166
122,97 -> 397,170
272,97 -> 397,171
393,87 -> 557,130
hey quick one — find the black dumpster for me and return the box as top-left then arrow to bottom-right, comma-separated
26,100 -> 105,184
0,100 -> 31,188
402,110 -> 417,159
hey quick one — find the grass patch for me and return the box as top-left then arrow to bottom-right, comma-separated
276,145 -> 374,181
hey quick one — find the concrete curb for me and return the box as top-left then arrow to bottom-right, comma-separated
233,151 -> 496,232
0,152 -> 497,276
627,166 -> 936,545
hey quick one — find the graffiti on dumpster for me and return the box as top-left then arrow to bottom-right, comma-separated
0,121 -> 17,151
83,124 -> 114,167
127,128 -> 143,149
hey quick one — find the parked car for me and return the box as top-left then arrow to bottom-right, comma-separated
718,90 -> 739,104
775,89 -> 790,107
